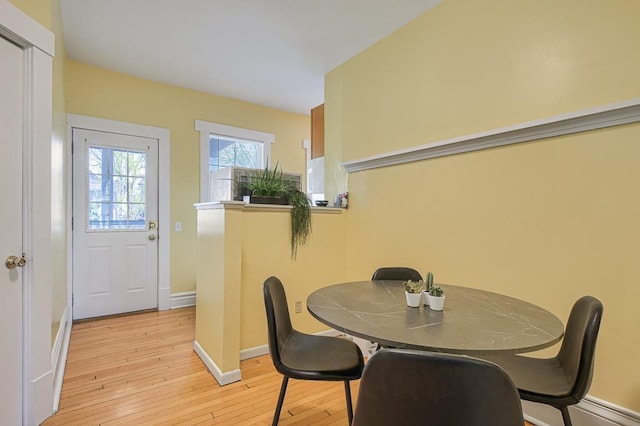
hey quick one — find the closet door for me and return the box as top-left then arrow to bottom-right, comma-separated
0,33 -> 25,426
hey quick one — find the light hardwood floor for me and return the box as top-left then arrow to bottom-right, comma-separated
44,307 -> 534,425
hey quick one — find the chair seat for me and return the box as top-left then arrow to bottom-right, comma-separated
278,331 -> 363,381
482,354 -> 574,399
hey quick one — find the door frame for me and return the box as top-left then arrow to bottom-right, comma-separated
0,1 -> 55,424
67,114 -> 171,314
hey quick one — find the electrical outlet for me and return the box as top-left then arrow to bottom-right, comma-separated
295,300 -> 302,313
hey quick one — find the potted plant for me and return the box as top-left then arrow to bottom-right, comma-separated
247,163 -> 290,205
422,272 -> 434,306
428,285 -> 445,311
404,280 -> 424,308
244,163 -> 312,259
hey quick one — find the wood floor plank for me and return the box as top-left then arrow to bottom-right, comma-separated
43,306 -> 535,426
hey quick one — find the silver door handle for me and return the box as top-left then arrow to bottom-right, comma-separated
149,234 -> 156,241
5,255 -> 26,269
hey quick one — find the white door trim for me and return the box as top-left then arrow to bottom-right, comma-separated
0,1 -> 55,424
0,1 -> 54,56
67,114 -> 171,311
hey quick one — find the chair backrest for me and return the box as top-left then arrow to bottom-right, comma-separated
263,276 -> 294,372
556,295 -> 603,403
352,349 -> 524,426
371,267 -> 422,282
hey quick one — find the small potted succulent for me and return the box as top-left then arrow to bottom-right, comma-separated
428,285 -> 445,311
422,272 -> 434,306
404,280 -> 424,308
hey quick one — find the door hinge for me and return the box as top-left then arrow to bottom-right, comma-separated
71,217 -> 74,230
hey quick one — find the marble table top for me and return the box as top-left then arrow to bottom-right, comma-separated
307,281 -> 564,355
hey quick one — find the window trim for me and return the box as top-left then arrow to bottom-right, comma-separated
196,120 -> 275,202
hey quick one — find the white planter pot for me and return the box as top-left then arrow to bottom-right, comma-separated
429,295 -> 445,311
405,291 -> 422,308
422,291 -> 430,306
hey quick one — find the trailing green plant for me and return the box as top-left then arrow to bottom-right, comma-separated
429,285 -> 444,297
404,280 -> 424,294
238,162 -> 313,259
426,272 -> 434,291
288,189 -> 311,259
248,163 -> 289,197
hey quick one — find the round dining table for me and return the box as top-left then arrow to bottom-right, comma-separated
307,281 -> 564,356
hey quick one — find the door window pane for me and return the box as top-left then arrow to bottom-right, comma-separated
87,146 -> 147,230
129,177 -> 145,203
129,152 -> 146,176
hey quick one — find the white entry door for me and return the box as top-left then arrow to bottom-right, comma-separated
0,34 -> 25,425
73,128 -> 159,319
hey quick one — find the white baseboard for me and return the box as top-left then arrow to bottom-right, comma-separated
193,340 -> 241,386
523,396 -> 640,426
240,345 -> 270,360
577,396 -> 640,426
51,304 -> 72,412
170,291 -> 196,309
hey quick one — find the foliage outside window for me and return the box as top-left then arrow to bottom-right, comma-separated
88,146 -> 147,229
208,135 -> 263,172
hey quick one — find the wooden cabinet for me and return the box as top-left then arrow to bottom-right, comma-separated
311,103 -> 324,159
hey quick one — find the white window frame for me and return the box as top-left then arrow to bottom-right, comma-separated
196,120 -> 275,202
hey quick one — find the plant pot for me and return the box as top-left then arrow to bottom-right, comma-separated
422,291 -> 430,306
250,195 -> 289,205
405,291 -> 422,308
429,295 -> 445,311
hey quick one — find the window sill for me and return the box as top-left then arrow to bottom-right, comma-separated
194,201 -> 344,214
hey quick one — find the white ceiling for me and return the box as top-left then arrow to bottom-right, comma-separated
60,0 -> 440,115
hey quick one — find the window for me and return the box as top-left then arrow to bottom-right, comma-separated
196,120 -> 274,201
208,134 -> 263,172
87,146 -> 147,229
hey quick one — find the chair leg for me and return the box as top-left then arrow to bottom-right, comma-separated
272,376 -> 289,426
560,406 -> 573,426
344,380 -> 354,425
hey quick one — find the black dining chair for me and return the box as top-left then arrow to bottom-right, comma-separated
371,267 -> 422,282
263,276 -> 364,425
352,349 -> 524,426
369,267 -> 423,352
481,296 -> 603,426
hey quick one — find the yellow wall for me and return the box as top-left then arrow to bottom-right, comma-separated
239,208 -> 347,349
195,205 -> 347,374
8,0 -> 51,29
326,0 -> 640,412
195,208 -> 242,372
65,61 -> 310,293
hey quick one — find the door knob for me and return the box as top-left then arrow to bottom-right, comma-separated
5,255 -> 26,270
149,234 -> 156,241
